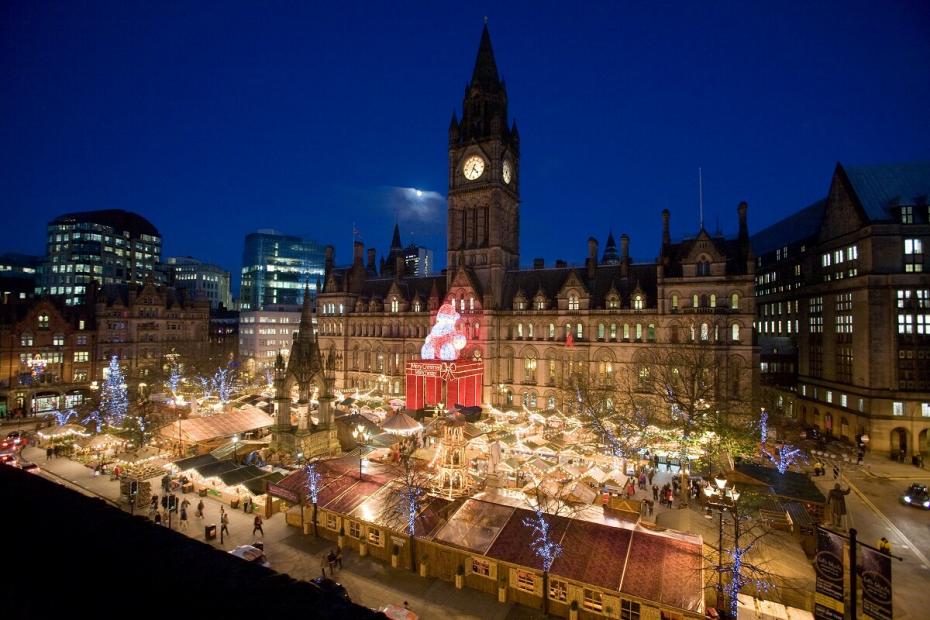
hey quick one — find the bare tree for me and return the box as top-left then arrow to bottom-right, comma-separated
377,453 -> 432,572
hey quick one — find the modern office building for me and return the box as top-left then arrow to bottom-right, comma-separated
404,243 -> 434,277
753,162 -> 930,458
164,256 -> 232,310
0,253 -> 41,304
239,230 -> 325,311
38,209 -> 162,306
238,306 -> 303,374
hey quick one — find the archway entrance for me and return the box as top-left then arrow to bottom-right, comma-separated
919,429 -> 930,456
824,413 -> 834,436
891,428 -> 908,458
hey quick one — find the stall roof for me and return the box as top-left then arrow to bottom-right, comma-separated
621,530 -> 704,612
173,454 -> 218,472
159,406 -> 274,444
432,498 -> 515,555
242,472 -> 284,496
732,463 -> 826,504
195,459 -> 239,478
219,465 -> 268,486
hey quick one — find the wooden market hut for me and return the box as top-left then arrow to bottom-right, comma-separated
267,459 -> 705,620
727,463 -> 827,523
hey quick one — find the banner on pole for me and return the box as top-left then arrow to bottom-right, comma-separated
813,527 -> 845,620
861,545 -> 893,620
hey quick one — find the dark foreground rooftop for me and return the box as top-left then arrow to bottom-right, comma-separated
1,465 -> 382,619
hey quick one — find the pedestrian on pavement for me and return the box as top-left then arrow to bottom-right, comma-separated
151,494 -> 158,510
320,556 -> 328,578
647,468 -> 655,486
328,549 -> 337,574
878,537 -> 891,555
180,507 -> 189,531
181,497 -> 190,512
45,446 -> 52,461
196,499 -> 204,519
252,514 -> 264,536
336,547 -> 343,569
652,484 -> 659,501
856,450 -> 864,466
161,495 -> 168,511
220,511 -> 230,538
53,444 -> 60,458
154,511 -> 162,526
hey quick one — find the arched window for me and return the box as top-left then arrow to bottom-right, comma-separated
623,324 -> 630,340
700,323 -> 709,341
710,294 -> 717,308
598,323 -> 605,339
731,293 -> 739,311
647,324 -> 655,341
568,294 -> 579,311
413,300 -> 421,312
390,298 -> 399,313
547,395 -> 556,410
37,313 -> 49,329
524,355 -> 537,382
692,294 -> 699,308
698,260 -> 711,276
548,323 -> 555,339
474,322 -> 480,339
731,324 -> 741,341
527,323 -> 534,339
517,323 -> 524,338
635,323 -> 643,340
610,323 -> 617,340
565,324 -> 572,338
671,294 -> 679,310
576,323 -> 583,339
469,296 -> 474,311
633,294 -> 644,310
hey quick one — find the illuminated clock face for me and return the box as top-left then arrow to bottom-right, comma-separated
502,160 -> 513,184
463,155 -> 485,180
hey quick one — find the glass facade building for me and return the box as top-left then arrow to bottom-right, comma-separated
239,230 -> 325,311
37,210 -> 162,306
165,256 -> 232,309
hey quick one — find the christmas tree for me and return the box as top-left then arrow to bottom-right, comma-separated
100,355 -> 129,428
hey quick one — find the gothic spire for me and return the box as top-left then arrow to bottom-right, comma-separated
602,230 -> 620,265
390,222 -> 402,250
299,282 -> 314,339
471,24 -> 501,93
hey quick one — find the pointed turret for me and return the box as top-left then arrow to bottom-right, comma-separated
449,109 -> 460,146
299,282 -> 314,339
471,24 -> 501,93
390,222 -> 402,250
602,230 -> 620,264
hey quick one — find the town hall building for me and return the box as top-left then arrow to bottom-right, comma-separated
315,25 -> 759,414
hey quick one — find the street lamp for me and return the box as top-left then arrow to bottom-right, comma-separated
296,451 -> 304,465
232,434 -> 239,461
703,477 -> 740,613
351,424 -> 371,480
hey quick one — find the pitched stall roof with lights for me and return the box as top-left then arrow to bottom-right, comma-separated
160,407 -> 274,444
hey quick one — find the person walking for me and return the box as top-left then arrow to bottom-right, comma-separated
252,514 -> 264,537
46,446 -> 53,461
181,497 -> 190,512
647,468 -> 655,486
652,484 -> 659,502
154,511 -> 162,526
327,549 -> 337,574
320,555 -> 328,578
220,510 -> 230,538
336,547 -> 343,569
878,537 -> 891,555
179,506 -> 189,531
196,499 -> 204,519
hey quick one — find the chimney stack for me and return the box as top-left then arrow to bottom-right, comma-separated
533,258 -> 544,270
395,255 -> 405,278
661,209 -> 671,247
555,259 -> 567,268
353,241 -> 364,264
738,201 -> 748,241
324,245 -> 335,277
367,248 -> 376,272
587,237 -> 598,279
620,234 -> 630,278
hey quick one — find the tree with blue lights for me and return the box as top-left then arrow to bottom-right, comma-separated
166,361 -> 182,397
99,355 -> 129,428
305,461 -> 322,537
521,483 -> 577,616
212,366 -> 236,404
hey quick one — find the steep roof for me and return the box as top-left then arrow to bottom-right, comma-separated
842,161 -> 930,221
751,199 -> 826,255
501,262 -> 659,310
50,209 -> 160,238
471,24 -> 501,93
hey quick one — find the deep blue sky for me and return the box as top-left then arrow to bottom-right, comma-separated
2,1 -> 929,295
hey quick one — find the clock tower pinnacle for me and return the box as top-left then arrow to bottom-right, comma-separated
447,24 -> 520,308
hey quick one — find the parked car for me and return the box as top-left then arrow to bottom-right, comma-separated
801,426 -> 822,440
310,577 -> 351,601
19,461 -> 40,474
902,483 -> 930,509
229,544 -> 271,567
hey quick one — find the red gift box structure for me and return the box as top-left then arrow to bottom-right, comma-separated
405,359 -> 484,411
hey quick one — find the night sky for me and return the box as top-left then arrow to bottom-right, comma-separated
2,1 -> 928,295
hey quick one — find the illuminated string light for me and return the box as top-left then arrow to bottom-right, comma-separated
523,507 -> 562,572
305,462 -> 321,505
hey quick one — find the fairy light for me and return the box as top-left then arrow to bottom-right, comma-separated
523,507 -> 562,572
305,462 -> 321,505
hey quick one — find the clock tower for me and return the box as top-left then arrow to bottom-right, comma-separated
447,24 -> 520,308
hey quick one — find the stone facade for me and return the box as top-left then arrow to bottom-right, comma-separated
753,162 -> 930,457
315,26 -> 758,415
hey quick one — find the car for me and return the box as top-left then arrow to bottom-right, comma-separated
19,462 -> 39,474
801,426 -> 822,440
228,544 -> 270,567
310,577 -> 351,601
0,453 -> 16,466
902,483 -> 930,509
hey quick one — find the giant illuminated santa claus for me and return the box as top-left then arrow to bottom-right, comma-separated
421,303 -> 467,361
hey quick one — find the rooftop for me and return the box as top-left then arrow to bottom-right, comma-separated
50,208 -> 161,238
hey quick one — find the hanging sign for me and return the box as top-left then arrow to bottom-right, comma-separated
861,545 -> 893,620
813,526 -> 845,620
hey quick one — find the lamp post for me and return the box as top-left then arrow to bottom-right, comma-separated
703,476 -> 740,614
351,424 -> 371,480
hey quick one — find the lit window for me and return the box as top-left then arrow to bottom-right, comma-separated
730,293 -> 739,310
20,333 -> 33,347
515,570 -> 535,592
583,589 -> 603,612
549,579 -> 568,602
326,514 -> 338,530
390,298 -> 399,313
548,323 -> 555,339
922,403 -> 930,417
710,294 -> 717,308
904,239 -> 924,272
671,294 -> 679,310
731,324 -> 740,341
633,294 -> 643,310
700,323 -> 709,341
576,323 -> 583,339
901,206 -> 913,223
471,558 -> 491,577
568,295 -> 579,310
893,402 -> 904,416
52,334 -> 65,346
367,527 -> 383,546
349,521 -> 361,538
74,351 -> 89,363
621,599 -> 641,620
841,394 -> 848,408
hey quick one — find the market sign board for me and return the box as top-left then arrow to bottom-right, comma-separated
814,527 -> 845,620
861,545 -> 893,620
